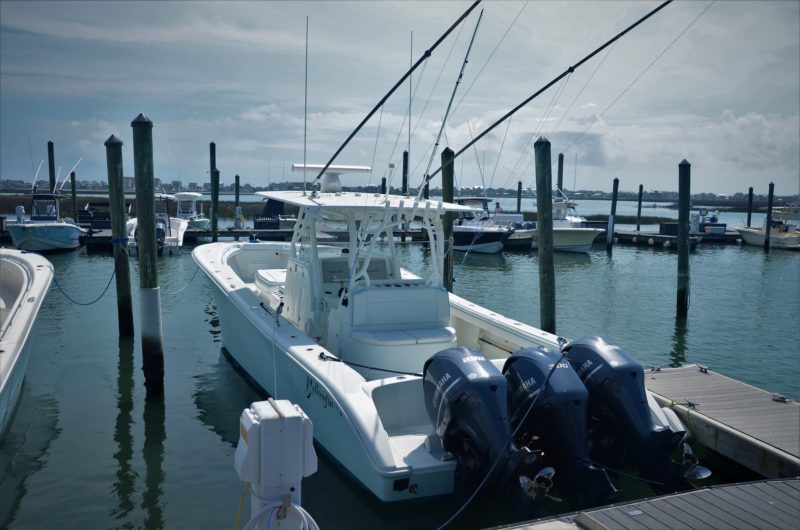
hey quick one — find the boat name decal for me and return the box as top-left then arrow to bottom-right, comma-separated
305,376 -> 338,412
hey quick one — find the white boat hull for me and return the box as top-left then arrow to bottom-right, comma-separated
0,249 -> 53,438
532,227 -> 603,253
6,222 -> 85,251
127,217 -> 189,255
736,226 -> 800,250
194,242 -> 561,502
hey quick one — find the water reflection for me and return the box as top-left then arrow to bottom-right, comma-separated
0,392 -> 60,528
111,337 -> 136,523
141,395 -> 165,530
670,316 -> 688,367
193,349 -> 263,446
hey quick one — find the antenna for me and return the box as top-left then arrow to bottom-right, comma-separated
409,30 -> 412,160
303,16 -> 309,195
31,160 -> 44,192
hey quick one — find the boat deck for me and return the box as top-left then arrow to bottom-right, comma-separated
504,478 -> 800,530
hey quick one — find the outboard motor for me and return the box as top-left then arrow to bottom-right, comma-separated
423,348 -> 540,504
154,219 -> 167,255
504,346 -> 616,508
565,337 -> 689,493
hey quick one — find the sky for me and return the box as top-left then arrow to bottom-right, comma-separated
1,0 -> 798,196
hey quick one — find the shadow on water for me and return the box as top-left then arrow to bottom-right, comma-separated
111,337 -> 137,525
670,316 -> 688,367
0,391 -> 61,528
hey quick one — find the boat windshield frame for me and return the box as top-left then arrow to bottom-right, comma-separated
266,191 -> 475,292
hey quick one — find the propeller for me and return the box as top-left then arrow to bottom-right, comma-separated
519,467 -> 562,502
681,442 -> 712,480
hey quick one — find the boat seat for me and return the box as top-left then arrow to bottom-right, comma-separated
255,268 -> 287,289
338,284 -> 457,379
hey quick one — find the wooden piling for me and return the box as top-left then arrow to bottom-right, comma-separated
104,135 -> 134,338
131,113 -> 164,398
402,150 -> 409,196
209,143 -> 218,242
381,177 -> 387,195
677,160 -> 691,317
424,182 -> 429,200
607,177 -> 619,253
764,182 -> 774,253
636,183 -> 643,231
747,186 -> 754,228
557,152 -> 564,192
70,171 -> 78,223
47,140 -> 56,192
534,137 -> 556,334
517,181 -> 522,213
442,148 -> 455,293
235,174 -> 240,207
211,169 -> 219,242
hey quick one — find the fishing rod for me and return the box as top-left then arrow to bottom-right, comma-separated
57,158 -> 83,192
30,160 -> 44,192
310,0 -> 482,192
422,0 -> 673,186
416,8 -> 484,201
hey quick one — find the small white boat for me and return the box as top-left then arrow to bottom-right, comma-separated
193,177 -> 704,506
0,249 -> 53,439
532,192 -> 603,253
127,193 -> 188,256
736,208 -> 800,250
174,192 -> 210,230
6,193 -> 87,252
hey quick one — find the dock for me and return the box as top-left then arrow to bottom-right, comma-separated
505,478 -> 800,530
614,229 -> 702,250
644,364 -> 800,479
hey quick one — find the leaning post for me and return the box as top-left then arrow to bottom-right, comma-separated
442,148 -> 455,293
70,171 -> 78,223
764,182 -> 774,253
131,113 -> 164,398
534,137 -> 556,334
636,184 -> 644,232
607,178 -> 619,254
104,135 -> 134,337
677,160 -> 691,317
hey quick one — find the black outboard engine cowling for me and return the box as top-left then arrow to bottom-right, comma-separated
423,348 -> 537,501
504,347 -> 616,508
565,337 -> 688,493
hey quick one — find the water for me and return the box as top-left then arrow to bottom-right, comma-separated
1,238 -> 798,529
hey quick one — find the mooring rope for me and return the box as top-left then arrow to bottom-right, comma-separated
51,243 -> 126,306
317,352 -> 422,377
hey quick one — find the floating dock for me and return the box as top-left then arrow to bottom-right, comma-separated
614,229 -> 701,250
507,478 -> 800,530
645,364 -> 799,479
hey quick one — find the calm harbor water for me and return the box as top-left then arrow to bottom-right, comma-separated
1,218 -> 798,529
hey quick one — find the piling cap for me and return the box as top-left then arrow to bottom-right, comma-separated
679,159 -> 690,166
104,134 -> 123,147
442,147 -> 454,157
534,136 -> 550,147
131,113 -> 153,128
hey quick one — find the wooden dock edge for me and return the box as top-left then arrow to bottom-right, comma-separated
648,391 -> 800,479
